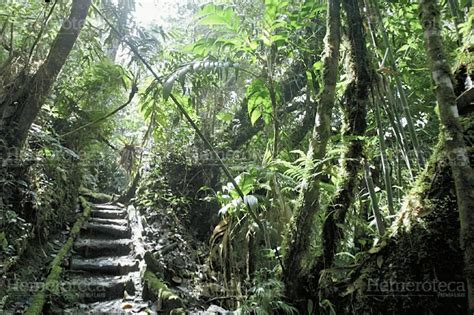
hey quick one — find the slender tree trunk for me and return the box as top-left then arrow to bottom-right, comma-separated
373,97 -> 395,215
282,0 -> 341,302
0,0 -> 92,150
420,0 -> 474,310
308,0 -> 371,308
364,161 -> 386,236
117,170 -> 141,204
321,0 -> 370,269
269,83 -> 279,158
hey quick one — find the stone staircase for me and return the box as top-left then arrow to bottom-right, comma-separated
55,203 -> 148,314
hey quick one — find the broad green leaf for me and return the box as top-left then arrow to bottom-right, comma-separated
217,112 -> 233,122
162,74 -> 177,101
313,61 -> 323,71
250,108 -> 262,125
199,14 -> 232,26
246,79 -> 272,125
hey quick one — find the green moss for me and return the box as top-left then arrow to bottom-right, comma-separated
143,270 -> 180,302
79,186 -> 112,203
143,270 -> 183,311
24,198 -> 91,315
392,135 -> 448,232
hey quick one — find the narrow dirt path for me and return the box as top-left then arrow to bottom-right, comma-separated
52,203 -> 149,313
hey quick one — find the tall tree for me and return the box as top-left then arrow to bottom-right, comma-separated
309,0 -> 372,301
420,0 -> 474,310
283,0 -> 341,302
0,0 -> 92,150
283,0 -> 373,310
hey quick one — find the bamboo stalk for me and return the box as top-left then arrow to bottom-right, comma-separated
374,100 -> 395,215
364,161 -> 386,236
368,0 -> 425,168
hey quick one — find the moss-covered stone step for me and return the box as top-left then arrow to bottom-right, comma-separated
93,204 -> 124,211
88,217 -> 128,226
70,256 -> 139,275
81,222 -> 131,239
64,275 -> 135,303
73,238 -> 132,258
91,209 -> 127,220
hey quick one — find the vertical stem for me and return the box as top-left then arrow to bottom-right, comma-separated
268,81 -> 279,158
320,0 -> 370,270
365,2 -> 415,179
9,22 -> 13,57
364,162 -> 386,236
396,152 -> 403,203
381,80 -> 415,179
374,100 -> 395,215
310,1 -> 372,309
369,0 -> 425,168
447,0 -> 463,44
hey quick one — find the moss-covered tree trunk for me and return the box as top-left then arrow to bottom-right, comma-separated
319,0 -> 370,268
420,0 -> 474,310
282,0 -> 341,302
308,0 -> 371,305
0,0 -> 91,150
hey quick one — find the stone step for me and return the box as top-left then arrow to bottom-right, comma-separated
81,223 -> 131,239
91,209 -> 127,220
89,217 -> 128,226
70,256 -> 139,275
74,238 -> 132,258
64,275 -> 135,303
93,204 -> 124,211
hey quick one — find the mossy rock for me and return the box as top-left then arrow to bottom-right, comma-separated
142,270 -> 183,312
79,187 -> 112,203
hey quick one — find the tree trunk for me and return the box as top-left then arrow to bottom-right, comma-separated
0,0 -> 92,150
117,171 -> 141,204
307,0 -> 371,310
282,0 -> 341,303
420,0 -> 474,310
332,107 -> 473,314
